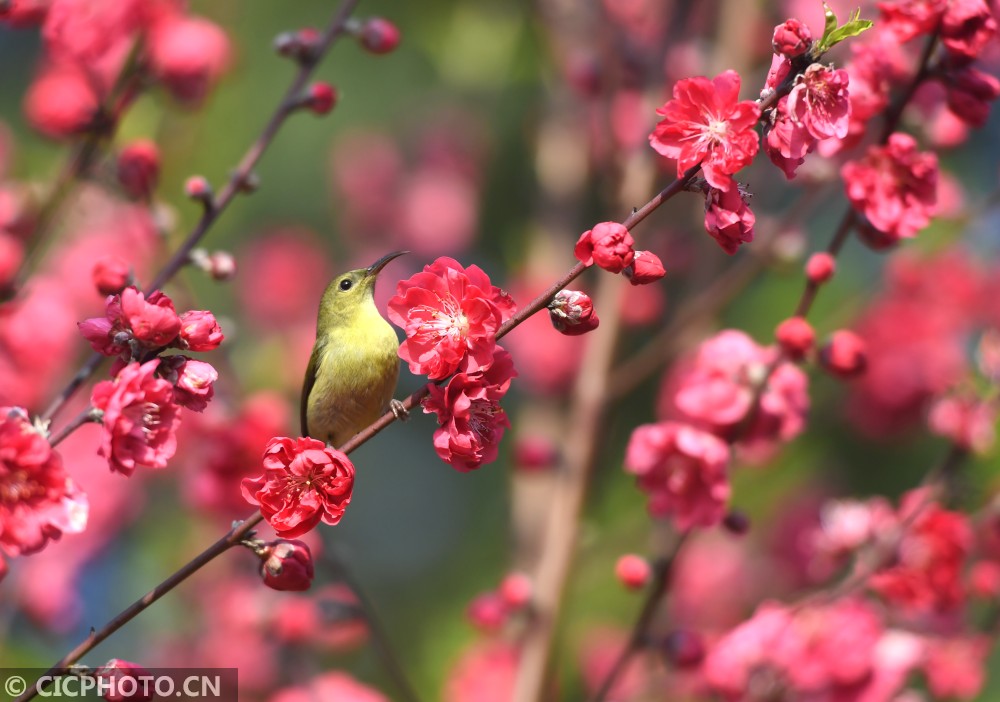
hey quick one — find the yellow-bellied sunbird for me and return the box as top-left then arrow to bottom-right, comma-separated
300,251 -> 407,445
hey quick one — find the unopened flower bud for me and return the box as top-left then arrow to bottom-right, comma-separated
260,539 -> 314,591
466,591 -> 507,632
117,140 -> 160,200
302,82 -> 337,115
775,316 -> 815,360
805,252 -> 836,284
772,18 -> 812,58
514,435 -> 558,470
184,175 -> 213,203
575,221 -> 635,273
548,289 -> 599,336
178,310 -> 224,351
662,629 -> 705,668
819,330 -> 867,378
358,17 -> 401,54
499,572 -> 532,610
722,510 -> 751,535
615,554 -> 651,590
208,251 -> 237,281
274,27 -> 321,63
623,250 -> 666,286
96,659 -> 154,702
93,256 -> 131,296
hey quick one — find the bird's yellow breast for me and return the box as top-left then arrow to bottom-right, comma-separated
306,303 -> 400,447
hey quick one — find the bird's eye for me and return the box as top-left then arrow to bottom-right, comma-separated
339,278 -> 352,291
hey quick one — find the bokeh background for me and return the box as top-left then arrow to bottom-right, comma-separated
1,0 -> 1000,700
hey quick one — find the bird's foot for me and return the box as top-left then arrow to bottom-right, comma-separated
390,399 -> 410,421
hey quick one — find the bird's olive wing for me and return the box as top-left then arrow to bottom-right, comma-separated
300,342 -> 322,438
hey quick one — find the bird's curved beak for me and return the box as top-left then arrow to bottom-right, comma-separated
366,250 -> 408,277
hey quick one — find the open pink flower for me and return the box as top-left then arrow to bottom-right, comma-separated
940,0 -> 997,62
787,64 -> 851,141
659,330 -> 808,460
704,598 -> 885,699
764,97 -> 813,179
388,257 -> 515,380
242,437 -> 355,538
624,421 -> 731,529
0,407 -> 88,559
121,288 -> 181,346
869,489 -> 972,614
423,347 -> 516,472
703,184 -> 756,254
842,132 -> 938,242
649,70 -> 761,191
91,359 -> 182,475
878,0 -> 948,43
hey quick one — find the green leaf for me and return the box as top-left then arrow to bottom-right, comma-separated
815,5 -> 873,54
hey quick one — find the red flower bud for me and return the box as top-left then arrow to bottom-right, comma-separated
178,310 -> 224,351
24,62 -> 99,139
623,250 -> 666,286
148,16 -> 231,104
772,18 -> 812,58
548,289 -> 599,336
95,659 -> 155,702
358,17 -> 401,54
575,221 -> 635,273
260,539 -> 315,591
805,252 -> 836,284
775,316 -> 815,360
513,434 -> 558,470
304,82 -> 337,115
274,27 -> 321,63
615,554 -> 651,590
185,175 -> 212,202
467,591 -> 508,632
819,330 -> 867,378
92,256 -> 131,296
117,140 -> 160,200
499,572 -> 532,610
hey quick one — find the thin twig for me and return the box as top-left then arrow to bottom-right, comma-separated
589,532 -> 690,702
326,550 -> 424,702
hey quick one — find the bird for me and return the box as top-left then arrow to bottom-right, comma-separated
301,251 -> 407,446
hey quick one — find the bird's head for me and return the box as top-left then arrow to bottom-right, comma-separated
318,250 -> 407,327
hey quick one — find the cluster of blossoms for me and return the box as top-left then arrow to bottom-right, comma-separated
2,0 -> 232,140
388,257 -> 519,471
649,69 -> 762,254
625,330 -> 808,528
78,286 -> 223,475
